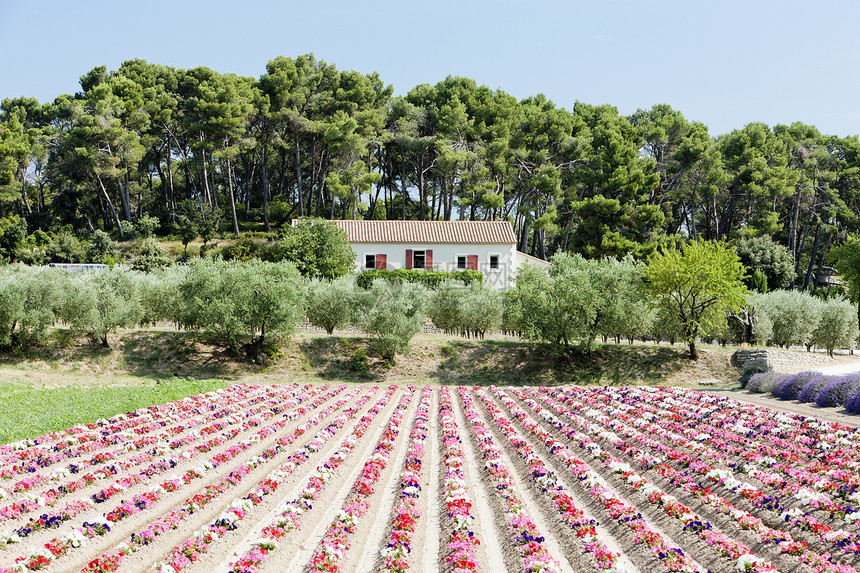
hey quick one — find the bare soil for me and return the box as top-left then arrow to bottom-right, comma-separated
0,327 -> 742,389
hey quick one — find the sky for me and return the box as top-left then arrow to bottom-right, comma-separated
1,0 -> 859,138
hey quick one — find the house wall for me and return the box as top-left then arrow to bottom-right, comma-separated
353,242 -> 517,290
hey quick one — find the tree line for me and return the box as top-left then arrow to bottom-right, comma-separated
2,241 -> 856,363
2,54 -> 860,288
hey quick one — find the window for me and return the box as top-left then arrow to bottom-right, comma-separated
364,254 -> 387,270
413,250 -> 426,269
406,249 -> 431,270
456,255 -> 467,270
489,254 -> 500,270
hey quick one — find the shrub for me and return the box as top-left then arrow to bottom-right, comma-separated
220,239 -> 264,262
348,348 -> 369,376
815,375 -> 860,408
86,230 -> 119,265
773,371 -> 818,401
846,387 -> 860,414
797,373 -> 828,403
136,214 -> 160,238
356,268 -> 483,290
747,371 -> 784,394
179,258 -> 305,359
46,233 -> 85,263
358,280 -> 427,361
131,238 -> 173,272
305,277 -> 357,335
273,218 -> 355,279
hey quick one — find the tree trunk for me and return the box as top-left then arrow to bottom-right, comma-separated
802,223 -> 822,291
96,175 -> 125,239
226,156 -> 240,237
399,153 -> 408,220
261,147 -> 271,231
200,145 -> 212,208
120,169 -> 133,222
688,339 -> 698,360
294,132 -> 304,216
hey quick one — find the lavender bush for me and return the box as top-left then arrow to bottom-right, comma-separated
747,371 -> 784,394
846,386 -> 860,414
815,374 -> 860,408
798,373 -> 829,403
773,371 -> 818,401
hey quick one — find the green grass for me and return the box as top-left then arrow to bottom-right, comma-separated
0,377 -> 231,445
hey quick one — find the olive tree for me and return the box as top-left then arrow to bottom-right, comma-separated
179,258 -> 305,360
503,262 -> 598,350
358,280 -> 427,361
0,266 -> 65,349
59,267 -> 143,347
811,297 -> 858,356
305,276 -> 358,335
138,266 -> 183,327
427,281 -> 502,338
754,289 -> 823,348
645,240 -> 747,359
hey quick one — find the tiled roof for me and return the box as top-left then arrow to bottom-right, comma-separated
325,220 -> 517,245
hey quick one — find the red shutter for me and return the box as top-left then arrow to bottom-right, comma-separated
425,249 -> 433,270
376,254 -> 387,270
405,249 -> 413,269
467,255 -> 478,270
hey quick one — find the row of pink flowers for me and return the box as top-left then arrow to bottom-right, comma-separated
457,387 -> 562,573
473,387 -> 623,571
631,386 -> 860,488
227,385 -> 403,573
306,388 -> 417,572
81,383 -> 365,573
152,385 -> 375,572
0,384 -> 280,482
0,383 -> 285,507
378,386 -> 432,573
563,386 -> 860,553
483,386 -> 702,573
0,383 -> 317,552
614,386 -> 860,510
0,384 -> 304,527
532,386 -> 856,572
518,387 -> 774,571
1,384 -> 347,573
438,386 -> 483,573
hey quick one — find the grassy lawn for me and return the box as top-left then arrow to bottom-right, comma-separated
0,377 -> 231,445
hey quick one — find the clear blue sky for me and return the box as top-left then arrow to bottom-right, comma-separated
2,0 -> 859,138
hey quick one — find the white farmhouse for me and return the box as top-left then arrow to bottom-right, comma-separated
329,219 -> 549,290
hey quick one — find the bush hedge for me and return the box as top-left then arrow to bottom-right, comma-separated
355,268 -> 483,290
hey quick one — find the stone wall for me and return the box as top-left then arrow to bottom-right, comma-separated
731,349 -> 770,372
731,348 -> 847,373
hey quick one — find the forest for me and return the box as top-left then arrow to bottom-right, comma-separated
1,53 -> 859,286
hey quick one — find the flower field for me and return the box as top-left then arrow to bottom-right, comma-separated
1,383 -> 859,573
